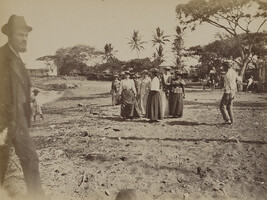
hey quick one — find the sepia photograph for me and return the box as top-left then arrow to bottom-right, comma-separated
0,0 -> 266,199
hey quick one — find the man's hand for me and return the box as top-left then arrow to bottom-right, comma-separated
0,128 -> 8,146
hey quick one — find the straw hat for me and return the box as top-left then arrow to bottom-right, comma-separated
141,70 -> 148,74
164,66 -> 171,70
175,70 -> 183,75
150,68 -> 160,74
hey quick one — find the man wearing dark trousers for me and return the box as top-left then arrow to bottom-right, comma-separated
0,15 -> 46,199
220,62 -> 239,125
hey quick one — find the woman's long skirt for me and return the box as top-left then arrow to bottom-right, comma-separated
160,89 -> 169,117
169,93 -> 183,117
140,92 -> 149,115
112,91 -> 120,105
121,89 -> 141,119
146,91 -> 163,121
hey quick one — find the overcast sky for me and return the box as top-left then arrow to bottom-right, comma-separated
0,0 -> 265,68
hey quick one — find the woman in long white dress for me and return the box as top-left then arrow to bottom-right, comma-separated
160,66 -> 172,117
139,70 -> 151,115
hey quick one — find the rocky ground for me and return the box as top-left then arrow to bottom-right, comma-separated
3,77 -> 267,200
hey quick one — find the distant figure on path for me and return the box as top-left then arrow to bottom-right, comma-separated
220,62 -> 239,124
246,75 -> 254,92
146,68 -> 163,122
168,70 -> 185,118
111,75 -> 121,105
31,89 -> 44,122
209,67 -> 217,92
119,71 -> 140,120
0,15 -> 46,199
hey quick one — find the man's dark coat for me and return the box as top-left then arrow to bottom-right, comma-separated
0,43 -> 31,137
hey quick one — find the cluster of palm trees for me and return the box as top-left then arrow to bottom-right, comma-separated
101,26 -> 184,67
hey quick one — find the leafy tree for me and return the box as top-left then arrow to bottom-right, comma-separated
188,32 -> 267,78
125,57 -> 154,73
36,55 -> 56,74
101,43 -> 118,63
54,44 -> 102,75
176,0 -> 267,77
128,30 -> 146,58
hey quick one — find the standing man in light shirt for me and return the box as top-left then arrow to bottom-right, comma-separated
220,62 -> 239,124
0,15 -> 47,199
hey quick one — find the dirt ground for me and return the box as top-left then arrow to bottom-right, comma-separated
3,77 -> 267,200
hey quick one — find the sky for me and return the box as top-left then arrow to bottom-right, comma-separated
0,0 -> 265,69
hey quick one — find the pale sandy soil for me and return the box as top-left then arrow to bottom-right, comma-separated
3,77 -> 267,200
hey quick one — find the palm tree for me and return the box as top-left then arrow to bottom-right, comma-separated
152,27 -> 169,67
102,43 -> 118,63
172,26 -> 184,68
152,27 -> 170,47
128,30 -> 146,58
153,44 -> 165,66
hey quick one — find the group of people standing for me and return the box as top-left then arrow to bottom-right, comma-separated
111,66 -> 186,122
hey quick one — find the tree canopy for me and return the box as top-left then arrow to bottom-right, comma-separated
54,45 -> 102,75
187,31 -> 267,78
176,0 -> 267,77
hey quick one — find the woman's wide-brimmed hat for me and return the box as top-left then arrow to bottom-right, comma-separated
133,74 -> 141,78
141,70 -> 148,74
164,66 -> 171,70
2,15 -> 32,35
150,68 -> 160,74
175,70 -> 183,75
124,71 -> 131,75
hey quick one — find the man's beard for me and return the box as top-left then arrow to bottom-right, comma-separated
18,44 -> 27,52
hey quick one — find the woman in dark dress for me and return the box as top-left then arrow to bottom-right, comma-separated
168,70 -> 185,118
119,71 -> 141,120
146,68 -> 163,122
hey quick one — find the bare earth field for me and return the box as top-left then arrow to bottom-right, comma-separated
4,77 -> 267,200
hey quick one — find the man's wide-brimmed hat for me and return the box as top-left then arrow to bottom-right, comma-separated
32,89 -> 40,93
1,15 -> 32,35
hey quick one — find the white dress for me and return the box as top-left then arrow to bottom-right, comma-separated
139,76 -> 151,115
161,73 -> 171,116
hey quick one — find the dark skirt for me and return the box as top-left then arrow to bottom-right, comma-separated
121,89 -> 141,119
169,93 -> 183,117
146,91 -> 163,120
112,92 -> 120,105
